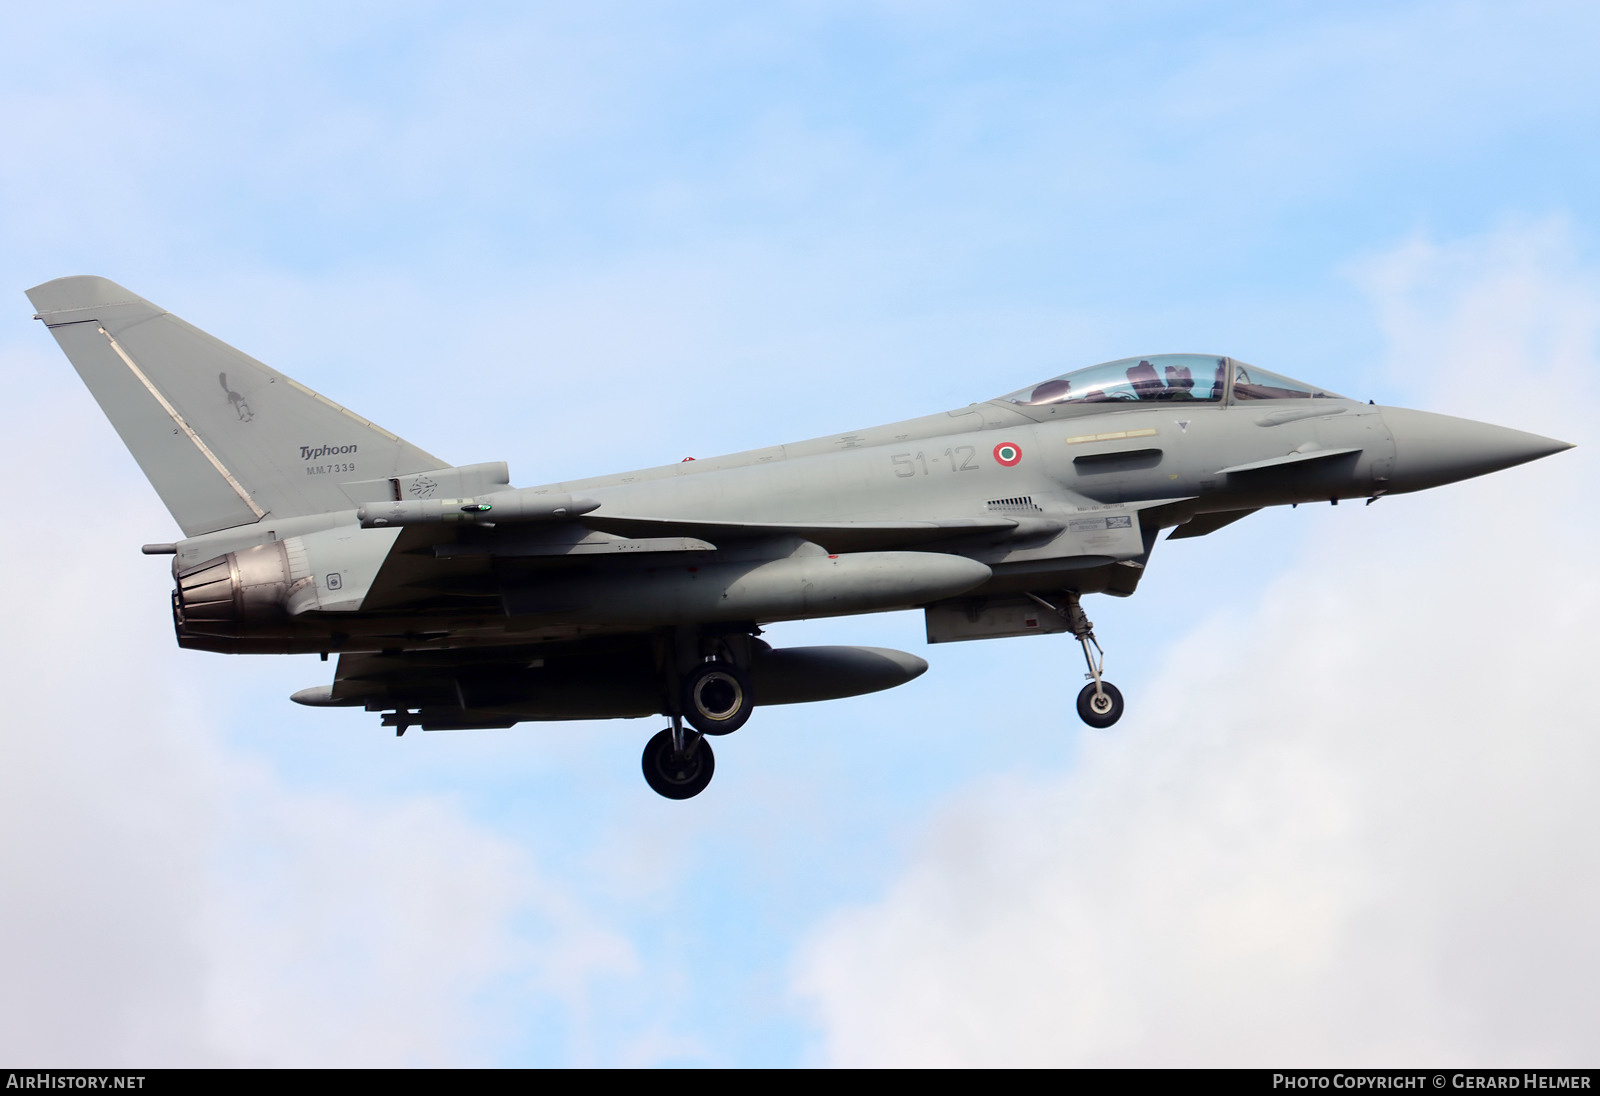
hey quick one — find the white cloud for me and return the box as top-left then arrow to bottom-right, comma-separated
793,222 -> 1599,1066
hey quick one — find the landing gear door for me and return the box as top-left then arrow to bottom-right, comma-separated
925,597 -> 1073,643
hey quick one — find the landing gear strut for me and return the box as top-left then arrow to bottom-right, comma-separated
1029,591 -> 1125,728
641,714 -> 716,799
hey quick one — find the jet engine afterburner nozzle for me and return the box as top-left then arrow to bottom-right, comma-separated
171,542 -> 305,644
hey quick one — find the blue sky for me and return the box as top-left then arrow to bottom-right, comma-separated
2,1 -> 1596,1066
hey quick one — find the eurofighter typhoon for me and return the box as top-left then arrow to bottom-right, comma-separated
28,276 -> 1572,798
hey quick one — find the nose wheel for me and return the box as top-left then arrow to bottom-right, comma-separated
1076,680 -> 1124,728
1029,591 -> 1125,729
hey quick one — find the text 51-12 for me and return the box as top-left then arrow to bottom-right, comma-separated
891,447 -> 976,477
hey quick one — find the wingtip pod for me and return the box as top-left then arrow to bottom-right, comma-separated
26,275 -> 156,321
357,491 -> 600,528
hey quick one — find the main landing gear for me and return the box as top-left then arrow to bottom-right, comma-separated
642,633 -> 757,799
680,660 -> 753,735
1028,591 -> 1126,729
641,715 -> 715,800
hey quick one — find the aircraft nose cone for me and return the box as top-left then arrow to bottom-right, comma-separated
1380,406 -> 1573,493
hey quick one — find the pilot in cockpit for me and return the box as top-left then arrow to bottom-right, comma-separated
1025,377 -> 1072,404
1126,359 -> 1165,399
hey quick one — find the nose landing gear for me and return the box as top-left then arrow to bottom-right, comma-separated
1076,679 -> 1124,728
1028,591 -> 1126,728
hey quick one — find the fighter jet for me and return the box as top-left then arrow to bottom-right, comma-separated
28,275 -> 1573,799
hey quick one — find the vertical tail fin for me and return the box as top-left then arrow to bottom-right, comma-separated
27,276 -> 446,537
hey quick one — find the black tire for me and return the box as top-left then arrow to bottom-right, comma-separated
641,728 -> 715,799
680,662 -> 753,736
1076,681 -> 1124,728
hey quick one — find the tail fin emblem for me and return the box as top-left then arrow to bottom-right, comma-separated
219,372 -> 254,422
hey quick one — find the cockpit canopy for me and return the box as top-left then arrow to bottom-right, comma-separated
998,354 -> 1344,407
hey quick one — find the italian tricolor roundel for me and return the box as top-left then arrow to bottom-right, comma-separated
993,441 -> 1022,467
